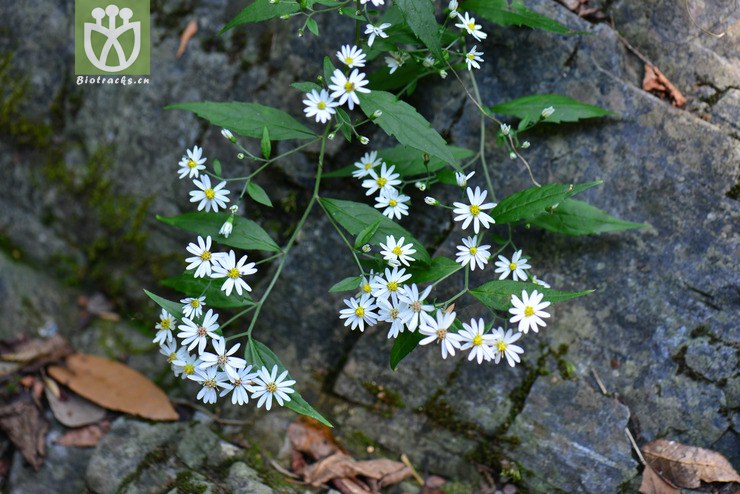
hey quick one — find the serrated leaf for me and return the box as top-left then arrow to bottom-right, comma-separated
245,339 -> 332,427
470,280 -> 593,312
167,102 -> 315,141
144,290 -> 184,319
306,17 -> 319,36
395,0 -> 442,60
329,276 -> 363,293
390,331 -> 424,370
158,212 -> 280,252
408,257 -> 462,284
291,81 -> 322,93
491,181 -> 602,224
529,199 -> 647,235
260,127 -> 271,159
320,197 -> 431,265
221,0 -> 300,33
491,94 -> 614,124
354,220 -> 382,249
160,273 -> 254,309
463,0 -> 580,35
358,91 -> 456,168
213,159 -> 222,178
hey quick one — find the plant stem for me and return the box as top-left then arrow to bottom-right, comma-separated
469,72 -> 497,202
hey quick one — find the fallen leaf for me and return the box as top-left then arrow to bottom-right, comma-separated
176,19 -> 198,59
0,398 -> 48,470
304,453 -> 412,487
48,353 -> 178,421
642,65 -> 687,108
44,383 -> 106,428
0,335 -> 73,370
288,416 -> 343,462
55,421 -> 110,448
642,438 -> 740,488
639,464 -> 680,494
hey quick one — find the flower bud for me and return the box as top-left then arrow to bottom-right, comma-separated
439,69 -> 448,79
424,196 -> 438,206
521,140 -> 530,149
541,106 -> 555,118
237,153 -> 246,159
415,181 -> 427,191
371,110 -> 383,119
221,128 -> 236,142
361,244 -> 371,253
509,152 -> 517,160
500,123 -> 511,136
219,216 -> 234,238
359,136 -> 370,145
229,204 -> 239,214
327,132 -> 336,141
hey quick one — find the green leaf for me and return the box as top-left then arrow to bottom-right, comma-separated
323,56 -> 336,87
160,273 -> 254,309
408,257 -> 462,284
329,276 -> 362,293
335,107 -> 353,142
354,220 -> 382,249
470,280 -> 593,312
358,91 -> 456,168
213,159 -> 222,178
529,199 -> 648,235
167,102 -> 315,141
291,81 -> 322,93
220,0 -> 300,33
305,17 -> 319,36
311,0 -> 342,6
390,331 -> 424,370
319,197 -> 431,264
246,339 -> 332,427
491,181 -> 602,224
395,0 -> 442,60
491,94 -> 614,124
246,181 -> 273,207
260,127 -> 271,159
158,212 -> 281,252
381,145 -> 473,177
144,290 -> 184,319
463,0 -> 581,35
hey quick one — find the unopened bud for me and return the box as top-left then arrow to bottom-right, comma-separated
237,153 -> 246,159
415,181 -> 427,191
541,106 -> 555,118
327,132 -> 336,140
221,128 -> 235,142
500,123 -> 511,136
424,196 -> 438,206
229,204 -> 239,214
371,110 -> 383,119
521,140 -> 530,149
279,15 -> 290,19
439,69 -> 448,79
297,30 -> 304,37
359,136 -> 370,145
509,152 -> 517,160
361,244 -> 371,253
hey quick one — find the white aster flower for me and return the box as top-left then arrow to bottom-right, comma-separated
419,309 -> 462,359
375,189 -> 410,220
465,45 -> 484,71
364,22 -> 391,47
181,296 -> 206,319
448,0 -> 459,17
358,272 -> 375,296
491,327 -> 524,367
339,293 -> 378,331
177,309 -> 221,354
452,186 -> 496,233
337,44 -> 366,68
250,365 -> 296,411
456,235 -> 491,271
532,276 -> 551,289
188,366 -> 230,404
422,55 -> 435,67
494,249 -> 531,281
397,283 -> 434,332
211,250 -> 258,297
362,162 -> 401,196
455,12 -> 487,41
185,235 -> 223,278
190,175 -> 231,212
377,298 -> 413,339
385,51 -> 409,74
328,68 -> 370,110
172,348 -> 201,380
153,309 -> 175,345
219,217 -> 234,238
458,318 -> 496,364
159,340 -> 179,365
219,365 -> 259,405
542,106 -> 555,118
360,0 -> 384,5
352,150 -> 383,178
370,266 -> 411,301
455,170 -> 475,188
303,89 -> 339,124
199,337 -> 247,379
379,235 -> 416,267
509,290 -> 551,334
178,145 -> 207,179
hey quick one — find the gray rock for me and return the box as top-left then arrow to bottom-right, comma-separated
683,338 -> 738,383
507,376 -> 638,493
225,462 -> 275,494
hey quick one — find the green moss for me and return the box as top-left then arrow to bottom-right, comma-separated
442,481 -> 479,493
237,442 -> 301,493
115,443 -> 174,494
0,52 -> 52,148
169,471 -> 208,494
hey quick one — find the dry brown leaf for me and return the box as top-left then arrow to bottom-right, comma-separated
642,438 -> 740,489
639,464 -> 680,494
176,19 -> 198,59
48,353 -> 178,421
288,416 -> 343,461
0,399 -> 48,470
1,335 -> 73,369
44,383 -> 106,428
642,65 -> 687,108
334,477 -> 372,494
304,453 -> 412,487
55,421 -> 110,448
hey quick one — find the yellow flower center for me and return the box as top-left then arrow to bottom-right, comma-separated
344,81 -> 355,92
392,246 -> 403,256
509,262 -> 517,270
190,299 -> 200,308
345,57 -> 354,64
228,267 -> 241,279
387,281 -> 399,292
167,352 -> 177,363
469,204 -> 480,216
389,199 -> 398,207
362,283 -> 372,293
467,53 -> 474,60
233,379 -> 242,387
436,328 -> 447,341
355,307 -> 365,317
184,363 -> 195,375
317,101 -> 327,109
197,326 -> 207,337
217,354 -> 228,366
200,251 -> 211,261
205,188 -> 215,200
497,340 -> 508,352
389,308 -> 399,319
524,306 -> 535,317
364,162 -> 372,170
266,382 -> 278,393
411,301 -> 422,312
187,159 -> 197,169
160,319 -> 171,329
467,22 -> 475,31
470,247 -> 477,255
472,334 -> 483,346
377,177 -> 388,187
204,378 -> 217,389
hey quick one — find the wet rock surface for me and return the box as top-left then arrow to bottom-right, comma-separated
0,0 -> 738,493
